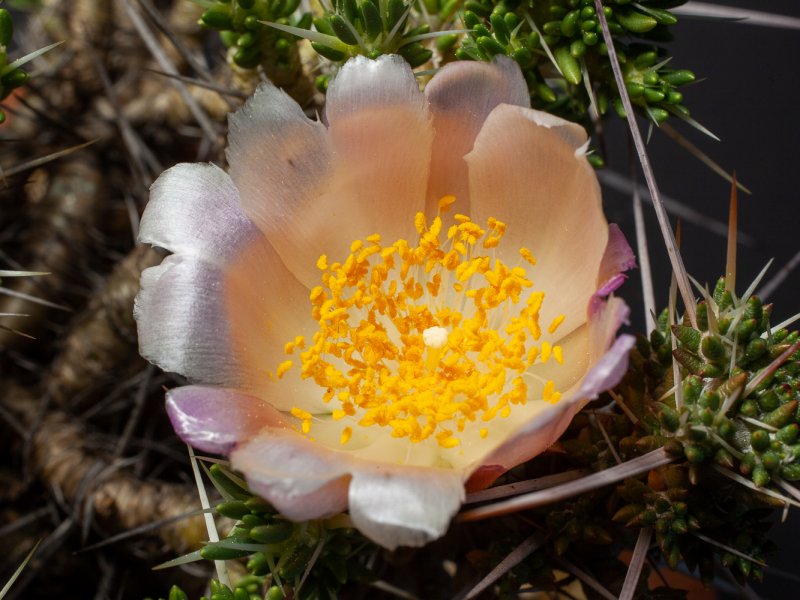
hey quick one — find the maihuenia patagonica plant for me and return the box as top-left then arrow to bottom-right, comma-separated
608,275 -> 799,581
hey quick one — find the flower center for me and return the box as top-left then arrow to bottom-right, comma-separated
282,197 -> 566,449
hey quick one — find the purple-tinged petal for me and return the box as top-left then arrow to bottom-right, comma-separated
579,333 -> 636,401
231,431 -> 351,520
424,56 -> 529,211
595,224 -> 637,296
466,104 -> 607,341
469,298 -> 634,486
470,333 -> 635,485
140,163 -> 261,265
348,464 -> 464,550
166,386 -> 286,454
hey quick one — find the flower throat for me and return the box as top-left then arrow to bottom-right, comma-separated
280,196 -> 566,449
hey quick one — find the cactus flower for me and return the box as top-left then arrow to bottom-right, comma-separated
135,55 -> 635,549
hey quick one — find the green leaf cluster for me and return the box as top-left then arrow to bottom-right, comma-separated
0,8 -> 30,124
199,0 -> 310,70
457,0 -> 696,128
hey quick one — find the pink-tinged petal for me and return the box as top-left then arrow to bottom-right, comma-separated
348,464 -> 464,550
470,297 -> 634,485
228,55 -> 433,288
581,333 -> 635,401
424,56 -> 529,211
588,295 -> 631,358
467,105 -> 607,341
596,224 -> 637,295
221,236 -> 325,411
140,163 -> 260,264
323,54 -> 432,256
231,430 -> 351,520
226,80 -> 333,288
470,333 -> 635,485
166,386 -> 286,454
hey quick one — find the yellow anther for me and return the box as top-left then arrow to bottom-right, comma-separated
483,236 -> 501,249
541,342 -> 552,363
526,346 -> 539,365
310,286 -> 325,303
436,430 -> 460,448
291,407 -> 312,420
519,247 -> 537,265
414,212 -> 427,234
316,255 -> 328,270
350,239 -> 363,253
290,407 -> 313,433
438,194 -> 457,212
543,380 -> 555,402
479,428 -> 488,439
276,360 -> 293,379
340,426 -> 353,445
357,245 -> 381,262
548,314 -> 565,334
553,345 -> 564,364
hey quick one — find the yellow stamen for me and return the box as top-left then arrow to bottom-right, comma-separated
438,194 -> 457,212
276,360 -> 293,379
553,345 -> 564,364
543,380 -> 555,402
519,247 -> 537,265
290,407 -> 313,434
548,314 -> 565,334
287,208 -> 566,447
340,426 -> 352,445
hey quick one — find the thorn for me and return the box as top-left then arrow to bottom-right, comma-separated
673,3 -> 800,30
457,449 -> 673,522
628,139 -> 656,333
726,173 -> 738,293
187,445 -> 230,588
619,528 -> 653,600
464,533 -> 546,599
593,0 -> 697,329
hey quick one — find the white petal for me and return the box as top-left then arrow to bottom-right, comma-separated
466,104 -> 608,340
140,163 -> 260,265
228,56 -> 433,288
135,248 -> 324,411
136,255 -> 236,384
348,464 -> 464,550
424,56 -> 529,212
